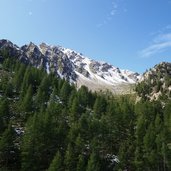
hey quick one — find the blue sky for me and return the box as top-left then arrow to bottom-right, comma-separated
0,0 -> 171,73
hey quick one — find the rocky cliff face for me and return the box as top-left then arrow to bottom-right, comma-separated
0,39 -> 141,93
136,62 -> 171,100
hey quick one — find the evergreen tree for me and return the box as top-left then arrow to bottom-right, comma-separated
13,63 -> 26,91
76,154 -> 86,171
4,81 -> 13,97
64,144 -> 77,171
69,97 -> 81,123
21,110 -> 60,171
0,99 -> 10,130
0,123 -> 18,169
21,114 -> 39,171
0,74 -> 9,92
20,66 -> 34,98
35,75 -> 51,108
0,115 -> 5,135
48,151 -> 63,171
77,85 -> 89,108
93,95 -> 107,117
60,81 -> 71,105
86,152 -> 100,171
20,85 -> 33,113
163,101 -> 171,169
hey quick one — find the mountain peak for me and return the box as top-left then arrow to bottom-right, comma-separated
137,62 -> 171,100
0,39 -> 141,94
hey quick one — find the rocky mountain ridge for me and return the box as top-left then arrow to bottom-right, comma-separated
136,62 -> 171,100
0,39 -> 141,93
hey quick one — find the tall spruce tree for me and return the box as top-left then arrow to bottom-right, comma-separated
76,154 -> 86,171
20,85 -> 33,113
48,151 -> 63,171
86,152 -> 100,171
0,123 -> 18,169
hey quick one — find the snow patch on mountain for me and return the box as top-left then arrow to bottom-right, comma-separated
60,47 -> 140,86
0,39 -> 141,93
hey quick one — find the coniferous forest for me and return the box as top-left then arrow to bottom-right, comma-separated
0,50 -> 171,171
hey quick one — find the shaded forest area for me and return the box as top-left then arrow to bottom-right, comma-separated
0,50 -> 171,171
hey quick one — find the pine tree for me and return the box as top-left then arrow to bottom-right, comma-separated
69,97 -> 81,123
21,111 -> 60,171
49,87 -> 58,103
76,154 -> 86,171
60,81 -> 71,105
93,95 -> 107,117
86,152 -> 100,171
48,151 -> 63,171
0,123 -> 17,169
21,114 -> 39,171
4,81 -> 13,97
35,75 -> 51,108
20,85 -> 33,112
163,101 -> 171,169
0,74 -> 9,92
0,98 -> 10,129
0,116 -> 5,135
20,66 -> 34,98
64,144 -> 77,171
77,85 -> 89,108
13,64 -> 26,91
143,123 -> 157,170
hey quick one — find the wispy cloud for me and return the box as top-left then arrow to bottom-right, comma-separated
110,1 -> 118,16
28,11 -> 33,16
97,0 -> 125,28
150,25 -> 171,36
139,26 -> 171,58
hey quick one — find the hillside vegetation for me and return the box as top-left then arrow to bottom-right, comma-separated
0,50 -> 171,171
136,62 -> 171,101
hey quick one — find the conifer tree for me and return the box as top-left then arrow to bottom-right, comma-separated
76,154 -> 86,171
4,81 -> 13,97
60,81 -> 71,105
163,101 -> 171,169
77,85 -> 89,108
20,66 -> 34,97
35,75 -> 51,108
13,64 -> 26,91
0,116 -> 5,135
20,85 -> 33,112
143,123 -> 157,170
64,144 -> 77,171
0,98 -> 10,128
48,151 -> 63,171
86,152 -> 100,171
21,114 -> 39,171
69,97 -> 81,123
0,123 -> 17,169
93,95 -> 107,117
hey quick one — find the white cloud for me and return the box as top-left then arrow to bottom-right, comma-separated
139,33 -> 171,58
28,11 -> 33,16
150,25 -> 171,36
97,0 -> 121,28
110,10 -> 116,16
110,1 -> 118,16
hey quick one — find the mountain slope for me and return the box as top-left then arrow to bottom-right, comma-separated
0,39 -> 140,93
136,62 -> 171,100
0,40 -> 171,171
